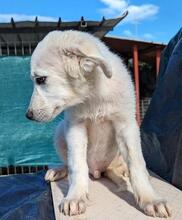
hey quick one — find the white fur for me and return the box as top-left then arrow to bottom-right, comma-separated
27,30 -> 171,217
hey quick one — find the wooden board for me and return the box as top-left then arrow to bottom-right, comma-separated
51,174 -> 182,220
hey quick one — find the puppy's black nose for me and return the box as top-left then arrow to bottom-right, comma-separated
26,110 -> 34,120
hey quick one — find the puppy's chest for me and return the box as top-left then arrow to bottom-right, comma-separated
86,119 -> 118,173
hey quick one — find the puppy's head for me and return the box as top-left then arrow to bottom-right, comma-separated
26,31 -> 112,122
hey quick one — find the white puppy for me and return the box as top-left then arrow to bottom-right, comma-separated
26,30 -> 171,217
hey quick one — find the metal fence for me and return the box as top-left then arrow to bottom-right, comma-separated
0,165 -> 48,176
0,41 -> 37,56
140,98 -> 151,120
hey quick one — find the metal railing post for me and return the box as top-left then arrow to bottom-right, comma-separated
133,44 -> 141,125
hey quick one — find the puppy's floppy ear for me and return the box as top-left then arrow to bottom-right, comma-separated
62,48 -> 81,79
63,47 -> 112,78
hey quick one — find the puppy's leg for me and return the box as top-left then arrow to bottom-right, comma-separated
113,119 -> 172,218
60,121 -> 89,216
45,121 -> 68,182
45,167 -> 67,182
105,154 -> 131,192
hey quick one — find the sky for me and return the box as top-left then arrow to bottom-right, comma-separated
0,0 -> 181,43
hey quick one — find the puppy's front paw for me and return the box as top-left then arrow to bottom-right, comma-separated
59,196 -> 87,216
45,167 -> 67,182
141,199 -> 172,218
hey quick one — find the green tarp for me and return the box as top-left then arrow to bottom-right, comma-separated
0,56 -> 62,166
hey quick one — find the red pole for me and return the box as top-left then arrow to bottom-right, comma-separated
156,48 -> 161,76
133,44 -> 141,125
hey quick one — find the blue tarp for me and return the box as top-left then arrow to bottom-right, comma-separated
141,28 -> 182,190
0,171 -> 55,220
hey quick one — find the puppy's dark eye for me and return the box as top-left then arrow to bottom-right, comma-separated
36,76 -> 47,85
